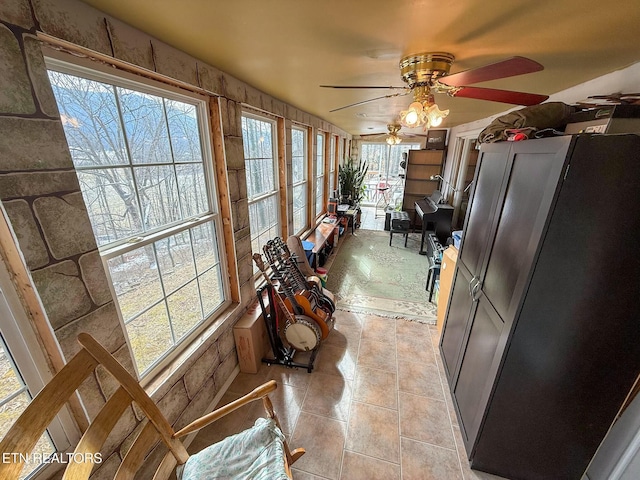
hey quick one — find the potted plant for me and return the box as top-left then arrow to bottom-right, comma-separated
338,157 -> 368,206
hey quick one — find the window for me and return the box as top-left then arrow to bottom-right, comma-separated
291,127 -> 308,234
315,133 -> 325,216
242,114 -> 281,261
47,61 -> 229,378
360,142 -> 421,205
0,260 -> 72,479
329,135 -> 337,198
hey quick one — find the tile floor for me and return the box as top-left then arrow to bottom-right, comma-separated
189,310 -> 507,480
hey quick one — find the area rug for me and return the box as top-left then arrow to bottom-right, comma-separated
325,229 -> 437,324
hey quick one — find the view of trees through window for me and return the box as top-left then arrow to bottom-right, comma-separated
242,114 -> 280,263
360,143 -> 421,205
315,133 -> 325,216
291,127 -> 308,234
48,68 -> 226,377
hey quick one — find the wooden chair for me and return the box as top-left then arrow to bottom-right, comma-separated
0,333 -> 305,480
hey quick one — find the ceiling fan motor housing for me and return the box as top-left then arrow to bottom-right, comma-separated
399,52 -> 455,88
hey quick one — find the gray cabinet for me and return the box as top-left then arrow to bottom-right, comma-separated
440,134 -> 640,480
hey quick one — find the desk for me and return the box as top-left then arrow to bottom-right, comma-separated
310,221 -> 338,268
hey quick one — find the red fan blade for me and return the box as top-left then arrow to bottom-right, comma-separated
320,85 -> 408,90
440,56 -> 544,87
329,91 -> 411,112
452,86 -> 548,106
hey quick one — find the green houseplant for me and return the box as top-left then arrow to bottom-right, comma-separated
338,157 -> 368,206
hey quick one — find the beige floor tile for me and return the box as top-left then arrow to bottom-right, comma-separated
302,372 -> 352,421
398,360 -> 444,400
332,309 -> 364,329
401,437 -> 463,480
291,412 -> 347,480
396,333 -> 436,366
340,450 -> 400,480
399,392 -> 456,450
361,315 -> 397,343
315,343 -> 358,380
346,402 -> 400,464
292,469 -> 331,479
353,365 -> 398,410
396,318 -> 433,338
323,324 -> 361,353
357,338 -> 397,372
245,382 -> 306,435
266,363 -> 314,391
227,364 -> 271,395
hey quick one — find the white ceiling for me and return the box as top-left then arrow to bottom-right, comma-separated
79,0 -> 640,135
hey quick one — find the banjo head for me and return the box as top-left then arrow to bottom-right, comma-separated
285,316 -> 321,351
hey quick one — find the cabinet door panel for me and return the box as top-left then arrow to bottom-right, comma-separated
459,148 -> 509,276
440,264 -> 474,382
454,296 -> 504,449
482,141 -> 569,320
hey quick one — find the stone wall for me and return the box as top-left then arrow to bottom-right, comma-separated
0,0 -> 349,478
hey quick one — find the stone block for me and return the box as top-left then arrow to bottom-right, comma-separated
226,169 -> 240,203
198,62 -> 224,95
134,442 -> 169,480
245,85 -> 262,109
236,252 -> 254,286
234,232 -> 252,262
95,344 -> 136,400
156,380 -> 189,426
119,421 -> 159,460
221,73 -> 246,103
0,117 -> 73,171
237,167 -> 248,200
0,25 -> 35,114
31,260 -> 92,329
0,170 -> 79,200
218,326 -> 236,359
79,250 -> 112,306
100,406 -> 139,461
87,452 -> 120,480
33,0 -> 112,56
223,135 -> 245,170
0,0 -> 34,29
272,98 -> 285,118
174,377 -> 216,432
151,40 -> 198,86
2,199 -> 49,269
104,17 -> 155,72
78,373 -> 106,421
23,34 -> 60,117
184,343 -> 220,399
226,100 -> 242,138
233,198 -> 249,232
213,349 -> 238,392
240,281 -> 257,307
56,302 -> 125,359
33,192 -> 97,259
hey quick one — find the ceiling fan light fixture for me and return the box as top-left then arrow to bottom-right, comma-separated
386,123 -> 402,145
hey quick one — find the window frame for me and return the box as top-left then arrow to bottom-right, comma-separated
241,111 -> 282,263
291,125 -> 308,235
45,55 -> 232,382
315,132 -> 325,218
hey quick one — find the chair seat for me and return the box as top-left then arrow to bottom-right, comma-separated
178,418 -> 289,480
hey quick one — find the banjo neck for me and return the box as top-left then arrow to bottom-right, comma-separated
252,253 -> 298,325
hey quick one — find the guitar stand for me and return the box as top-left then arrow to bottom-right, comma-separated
257,285 -> 319,373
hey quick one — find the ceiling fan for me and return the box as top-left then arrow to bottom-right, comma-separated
321,52 -> 549,119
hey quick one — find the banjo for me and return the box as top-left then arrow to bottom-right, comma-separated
252,253 -> 321,352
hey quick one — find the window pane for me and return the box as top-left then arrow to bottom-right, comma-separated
165,100 -> 203,163
133,165 -> 181,230
156,231 -> 196,294
316,176 -> 324,215
126,303 -> 173,374
0,345 -> 25,400
107,247 -> 163,321
167,279 -> 202,340
118,88 -> 172,164
192,222 -> 219,274
200,267 -> 224,315
76,168 -> 142,246
292,128 -> 306,184
293,184 -> 307,234
176,163 -> 208,218
48,71 -> 129,167
316,134 -> 324,176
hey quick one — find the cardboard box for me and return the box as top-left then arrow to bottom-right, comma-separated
233,292 -> 272,374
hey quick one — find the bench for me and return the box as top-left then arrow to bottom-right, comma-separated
389,211 -> 411,247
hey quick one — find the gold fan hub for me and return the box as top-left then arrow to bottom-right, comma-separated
399,52 -> 455,88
